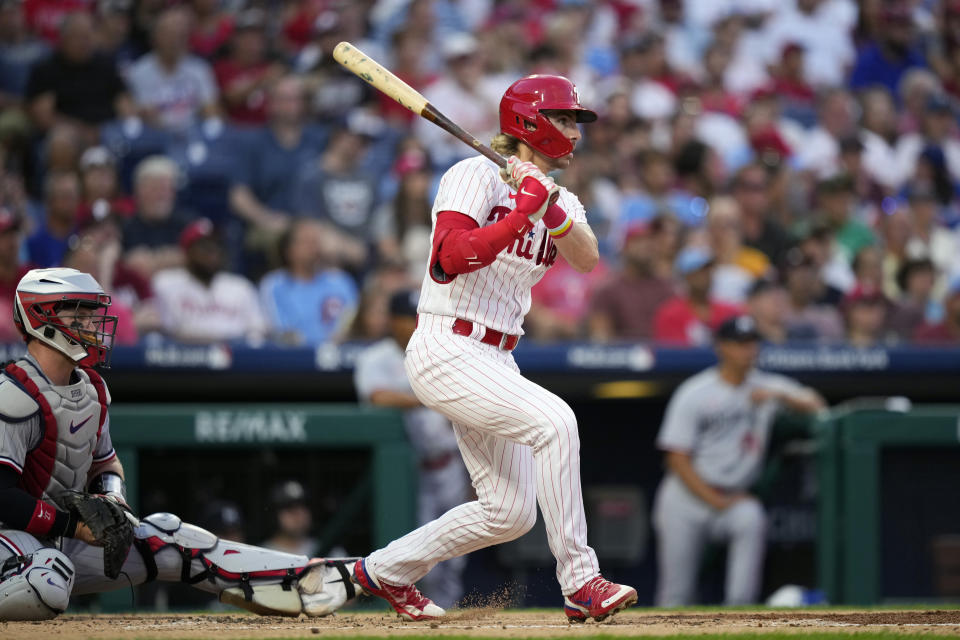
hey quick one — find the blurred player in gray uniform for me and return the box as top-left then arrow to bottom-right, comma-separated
653,315 -> 825,606
353,290 -> 469,609
0,268 -> 359,621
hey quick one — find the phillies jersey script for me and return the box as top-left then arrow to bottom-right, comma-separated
417,156 -> 588,335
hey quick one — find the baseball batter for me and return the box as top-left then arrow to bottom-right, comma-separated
0,268 -> 359,621
352,75 -> 637,622
653,315 -> 825,606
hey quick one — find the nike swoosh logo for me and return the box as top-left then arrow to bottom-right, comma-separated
69,415 -> 93,434
520,187 -> 536,197
46,577 -> 64,590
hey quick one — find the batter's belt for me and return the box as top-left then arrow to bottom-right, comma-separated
417,315 -> 520,351
451,318 -> 520,351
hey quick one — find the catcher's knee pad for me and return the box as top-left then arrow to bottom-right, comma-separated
0,548 -> 75,621
134,513 -> 359,617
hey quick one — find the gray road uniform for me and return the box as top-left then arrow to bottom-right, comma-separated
0,355 -> 355,620
354,337 -> 469,609
652,366 -> 806,607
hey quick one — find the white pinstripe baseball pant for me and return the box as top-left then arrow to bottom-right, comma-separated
365,313 -> 600,595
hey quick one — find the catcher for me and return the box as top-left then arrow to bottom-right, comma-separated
0,268 -> 359,621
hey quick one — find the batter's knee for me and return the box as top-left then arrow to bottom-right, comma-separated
483,493 -> 538,542
529,400 -> 579,452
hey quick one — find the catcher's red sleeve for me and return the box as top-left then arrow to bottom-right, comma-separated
428,209 -> 533,283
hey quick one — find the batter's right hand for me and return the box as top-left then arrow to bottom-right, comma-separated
74,520 -> 103,547
514,175 -> 558,223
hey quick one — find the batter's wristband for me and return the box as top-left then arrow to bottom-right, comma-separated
543,203 -> 573,238
548,215 -> 574,238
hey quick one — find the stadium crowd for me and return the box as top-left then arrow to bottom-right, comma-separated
2,0 -> 960,348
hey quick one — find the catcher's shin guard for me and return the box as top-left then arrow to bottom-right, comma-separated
134,513 -> 359,616
0,548 -> 75,621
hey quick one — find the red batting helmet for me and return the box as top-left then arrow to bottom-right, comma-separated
499,75 -> 597,159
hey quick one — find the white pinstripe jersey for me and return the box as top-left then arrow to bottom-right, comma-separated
418,155 -> 587,336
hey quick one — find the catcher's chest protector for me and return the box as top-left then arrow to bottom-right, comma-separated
4,361 -> 107,505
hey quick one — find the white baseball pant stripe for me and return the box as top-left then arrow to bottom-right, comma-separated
365,313 -> 599,595
652,473 -> 767,606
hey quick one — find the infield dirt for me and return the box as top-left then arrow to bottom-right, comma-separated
3,609 -> 960,639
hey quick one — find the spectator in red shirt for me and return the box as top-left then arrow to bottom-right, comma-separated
654,246 -> 742,346
214,9 -> 285,126
189,0 -> 234,58
915,278 -> 960,344
22,0 -> 93,43
527,255 -> 609,342
698,41 -> 743,119
0,207 -> 30,342
769,42 -> 815,115
589,220 -> 675,342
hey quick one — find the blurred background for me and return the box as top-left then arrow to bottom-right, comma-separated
2,0 -> 960,612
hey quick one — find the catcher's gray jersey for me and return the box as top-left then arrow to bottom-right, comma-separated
0,355 -> 114,518
656,366 -> 803,490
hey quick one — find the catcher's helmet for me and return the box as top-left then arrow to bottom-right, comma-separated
13,268 -> 117,367
499,75 -> 597,159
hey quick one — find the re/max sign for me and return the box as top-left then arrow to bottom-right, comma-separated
194,411 -> 308,442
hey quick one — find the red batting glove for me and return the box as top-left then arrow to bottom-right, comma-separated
514,175 -> 558,223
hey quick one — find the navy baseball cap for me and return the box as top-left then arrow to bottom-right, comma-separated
271,480 -> 308,509
715,315 -> 761,342
199,500 -> 244,532
389,290 -> 419,317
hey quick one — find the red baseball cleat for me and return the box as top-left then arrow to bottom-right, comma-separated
352,559 -> 445,621
563,575 -> 637,623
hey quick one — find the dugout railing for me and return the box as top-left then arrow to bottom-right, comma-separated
816,404 -> 960,604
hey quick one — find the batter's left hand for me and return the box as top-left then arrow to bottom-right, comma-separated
499,156 -> 549,190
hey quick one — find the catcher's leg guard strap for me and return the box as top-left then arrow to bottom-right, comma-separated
330,560 -> 357,600
133,538 -> 158,583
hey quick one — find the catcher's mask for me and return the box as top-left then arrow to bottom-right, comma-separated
13,268 -> 117,368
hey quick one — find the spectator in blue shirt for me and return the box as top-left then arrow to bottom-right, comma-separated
229,75 -> 327,233
292,109 -> 386,274
26,170 -> 80,267
849,4 -> 927,95
260,218 -> 359,345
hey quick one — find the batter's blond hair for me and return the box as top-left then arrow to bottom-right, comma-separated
491,133 -> 520,156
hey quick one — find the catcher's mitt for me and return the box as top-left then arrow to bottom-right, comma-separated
59,490 -> 134,579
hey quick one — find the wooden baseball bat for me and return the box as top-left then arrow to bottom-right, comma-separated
333,41 -> 507,169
